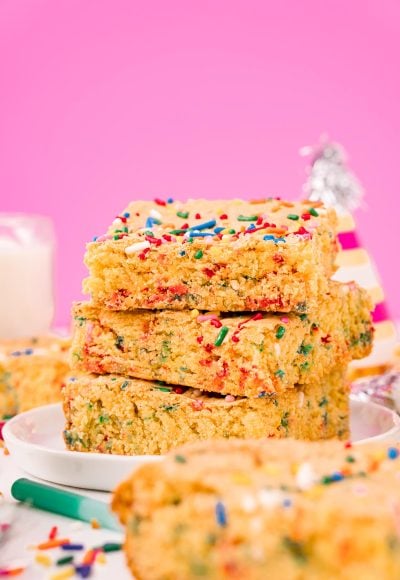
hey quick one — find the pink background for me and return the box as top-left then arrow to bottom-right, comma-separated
1,0 -> 399,325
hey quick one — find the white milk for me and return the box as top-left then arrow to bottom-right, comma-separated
0,215 -> 55,338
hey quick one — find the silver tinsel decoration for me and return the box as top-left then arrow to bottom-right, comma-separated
300,139 -> 364,213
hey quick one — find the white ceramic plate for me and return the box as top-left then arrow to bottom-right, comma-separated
3,399 -> 400,492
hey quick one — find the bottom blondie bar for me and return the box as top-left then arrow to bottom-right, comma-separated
63,368 -> 349,455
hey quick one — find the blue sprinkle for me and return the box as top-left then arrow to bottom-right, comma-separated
215,501 -> 227,527
330,472 -> 344,482
263,235 -> 276,241
11,351 -> 21,357
167,197 -> 174,204
123,212 -> 130,218
75,565 -> 92,578
69,377 -> 77,382
61,543 -> 84,551
188,219 -> 217,231
275,238 -> 286,243
283,498 -> 292,508
388,447 -> 399,460
247,224 -> 256,230
214,226 -> 224,234
145,217 -> 154,228
93,236 -> 98,241
25,348 -> 33,355
179,250 -> 186,256
152,218 -> 162,225
188,232 -> 215,238
257,391 -> 266,398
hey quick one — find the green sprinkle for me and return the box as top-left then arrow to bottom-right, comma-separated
57,556 -> 74,566
309,207 -> 319,217
102,543 -> 123,553
99,415 -> 109,424
74,316 -> 86,327
300,361 -> 310,371
115,335 -> 124,350
297,343 -> 313,355
194,250 -> 203,259
161,404 -> 179,412
345,455 -> 356,463
287,214 -> 299,220
227,228 -> 236,234
275,325 -> 286,339
175,454 -> 187,463
299,313 -> 308,322
237,214 -> 258,221
113,235 -> 120,240
169,229 -> 187,234
282,537 -> 308,564
280,412 -> 290,432
275,369 -> 285,378
121,380 -> 130,390
144,230 -> 155,236
177,211 -> 189,219
214,326 -> 229,346
154,386 -> 172,392
318,396 -> 328,407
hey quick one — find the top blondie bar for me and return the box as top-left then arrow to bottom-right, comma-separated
84,198 -> 338,312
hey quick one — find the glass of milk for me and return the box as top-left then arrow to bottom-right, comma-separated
0,214 -> 55,339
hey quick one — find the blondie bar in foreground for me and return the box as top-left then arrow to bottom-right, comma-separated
83,198 -> 338,312
63,369 -> 349,455
72,281 -> 372,397
113,438 -> 400,580
0,335 -> 70,418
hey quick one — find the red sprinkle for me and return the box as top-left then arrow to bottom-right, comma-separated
48,526 -> 58,540
256,216 -> 264,225
204,343 -> 214,353
154,198 -> 166,206
219,214 -> 228,219
345,441 -> 352,449
321,335 -> 331,344
162,234 -> 173,242
273,254 -> 284,264
195,213 -> 201,219
210,319 -> 223,328
196,336 -> 204,344
231,334 -> 240,343
181,223 -> 189,230
145,235 -> 162,246
294,226 -> 310,235
301,213 -> 311,221
203,267 -> 216,278
173,387 -> 184,394
139,248 -> 151,260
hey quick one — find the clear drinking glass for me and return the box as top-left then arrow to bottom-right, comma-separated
0,214 -> 55,339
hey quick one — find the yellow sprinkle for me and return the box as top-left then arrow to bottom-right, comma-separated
35,553 -> 52,567
50,566 -> 75,580
262,463 -> 280,476
290,463 -> 299,475
231,472 -> 252,485
190,309 -> 200,318
372,450 -> 386,462
304,485 -> 324,500
221,228 -> 231,234
96,552 -> 107,564
91,518 -> 101,529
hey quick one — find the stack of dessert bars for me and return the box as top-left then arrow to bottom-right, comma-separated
64,198 -> 373,454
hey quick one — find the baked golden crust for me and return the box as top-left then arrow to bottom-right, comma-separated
0,335 -> 70,418
83,198 -> 338,312
71,281 -> 372,397
62,369 -> 349,455
112,438 -> 400,580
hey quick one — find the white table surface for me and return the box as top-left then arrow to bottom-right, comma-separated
0,451 -> 132,579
